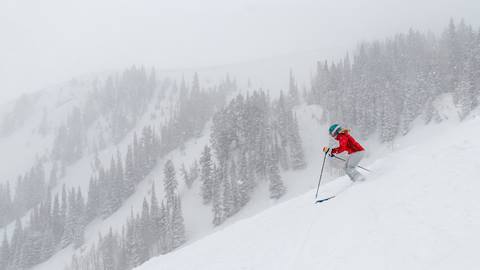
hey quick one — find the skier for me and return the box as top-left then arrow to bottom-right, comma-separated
323,124 -> 366,182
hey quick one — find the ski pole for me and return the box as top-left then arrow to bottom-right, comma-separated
331,155 -> 371,172
315,152 -> 328,200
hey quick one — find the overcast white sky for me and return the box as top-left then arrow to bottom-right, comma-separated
0,0 -> 479,103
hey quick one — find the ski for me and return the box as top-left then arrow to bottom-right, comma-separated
315,196 -> 335,204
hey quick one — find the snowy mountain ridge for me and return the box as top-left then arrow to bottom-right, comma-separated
1,76 -> 475,270
0,68 -> 237,269
0,72 -> 477,270
1,19 -> 479,270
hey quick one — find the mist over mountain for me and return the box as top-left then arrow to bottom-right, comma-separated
0,2 -> 479,269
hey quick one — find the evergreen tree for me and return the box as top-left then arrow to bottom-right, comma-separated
288,113 -> 306,170
124,145 -> 136,197
268,147 -> 286,200
228,159 -> 240,215
222,173 -> 234,218
73,188 -> 86,248
10,219 -> 23,268
0,232 -> 9,270
52,194 -> 63,243
125,210 -> 136,269
163,160 -> 177,210
140,198 -> 151,258
212,165 -> 224,226
86,176 -> 99,221
159,201 -> 169,254
170,196 -> 186,249
200,145 -> 214,204
40,228 -> 55,261
188,160 -> 199,186
180,163 -> 192,189
456,61 -> 477,119
61,189 -> 75,247
237,151 -> 253,208
115,150 -> 125,201
100,229 -> 116,270
149,183 -> 162,255
133,213 -> 148,265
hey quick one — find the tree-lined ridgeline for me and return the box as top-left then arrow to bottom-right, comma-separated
308,19 -> 480,141
0,73 -> 233,270
0,18 -> 478,270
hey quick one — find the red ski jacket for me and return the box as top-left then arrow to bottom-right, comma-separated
332,132 -> 364,155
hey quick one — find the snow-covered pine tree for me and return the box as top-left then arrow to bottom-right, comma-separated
180,163 -> 191,189
40,228 -> 55,261
133,133 -> 143,182
20,230 -> 42,268
188,160 -> 199,187
456,60 -> 477,119
163,160 -> 177,210
61,189 -> 75,247
222,170 -> 234,218
73,188 -> 85,248
200,145 -> 214,204
212,165 -> 225,226
0,232 -> 9,270
133,213 -> 148,266
140,198 -> 151,258
86,176 -> 99,222
267,146 -> 286,200
125,210 -> 136,269
228,159 -> 240,215
117,228 -> 128,270
100,229 -> 116,270
159,201 -> 169,254
51,194 -> 62,244
10,218 -> 23,268
115,150 -> 126,201
237,151 -> 253,208
124,145 -> 136,197
288,113 -> 306,170
149,183 -> 162,256
107,156 -> 121,213
170,196 -> 186,249
474,30 -> 480,99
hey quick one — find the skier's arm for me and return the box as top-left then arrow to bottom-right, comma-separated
331,135 -> 348,154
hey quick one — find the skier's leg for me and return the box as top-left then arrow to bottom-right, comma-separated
345,165 -> 361,181
345,151 -> 365,181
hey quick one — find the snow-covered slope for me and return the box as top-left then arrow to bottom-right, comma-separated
3,66 -> 477,270
30,103 -> 331,270
135,113 -> 480,270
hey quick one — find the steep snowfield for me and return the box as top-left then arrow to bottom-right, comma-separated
0,85 -> 87,183
5,79 -> 476,270
31,104 -> 333,270
135,114 -> 480,270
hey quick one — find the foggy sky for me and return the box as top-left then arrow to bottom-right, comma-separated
1,0 -> 479,104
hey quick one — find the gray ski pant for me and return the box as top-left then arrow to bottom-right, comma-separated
345,151 -> 365,181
